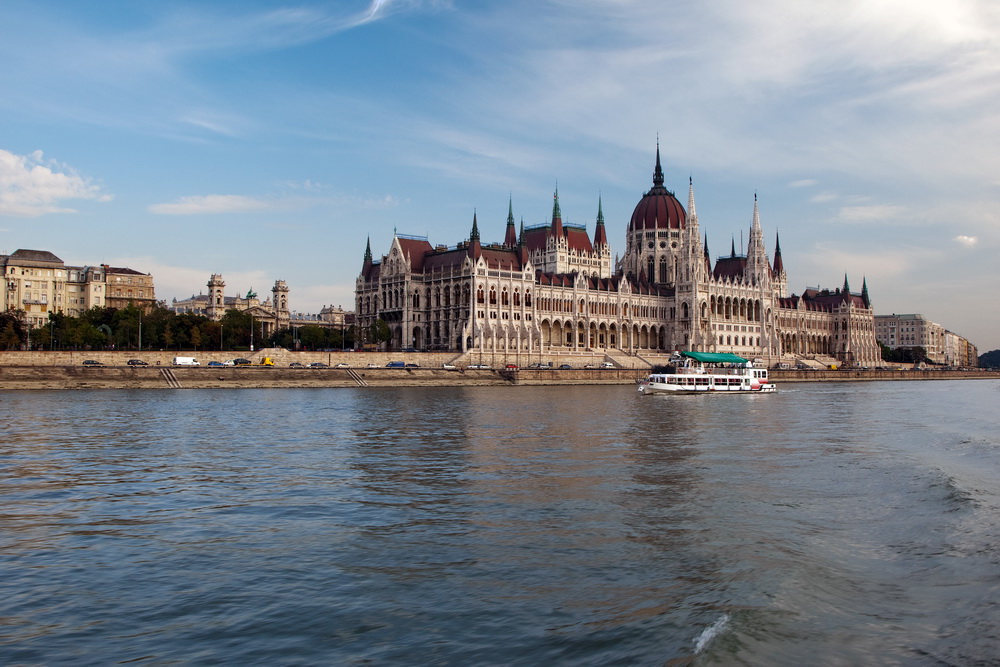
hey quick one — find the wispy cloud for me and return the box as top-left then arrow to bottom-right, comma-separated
954,234 -> 979,247
837,204 -> 906,222
0,149 -> 111,217
148,194 -> 271,215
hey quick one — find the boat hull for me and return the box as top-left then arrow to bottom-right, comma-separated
637,381 -> 776,395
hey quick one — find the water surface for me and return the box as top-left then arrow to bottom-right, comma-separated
2,380 -> 999,664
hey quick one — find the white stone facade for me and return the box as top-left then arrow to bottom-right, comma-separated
357,147 -> 881,367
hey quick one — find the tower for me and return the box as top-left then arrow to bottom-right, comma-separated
207,274 -> 225,322
272,280 -> 290,329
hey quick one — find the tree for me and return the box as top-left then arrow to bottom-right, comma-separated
979,349 -> 1000,368
0,321 -> 20,350
0,310 -> 26,349
369,319 -> 391,348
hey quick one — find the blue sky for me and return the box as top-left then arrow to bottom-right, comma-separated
2,0 -> 998,352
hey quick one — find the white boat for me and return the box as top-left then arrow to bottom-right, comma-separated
637,351 -> 776,395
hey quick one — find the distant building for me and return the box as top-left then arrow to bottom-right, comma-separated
356,145 -> 881,367
1,249 -> 156,328
876,313 -> 978,366
171,274 -> 351,339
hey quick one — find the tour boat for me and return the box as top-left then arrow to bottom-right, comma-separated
637,351 -> 776,395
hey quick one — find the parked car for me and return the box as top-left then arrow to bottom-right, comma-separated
309,362 -> 328,368
405,363 -> 419,368
207,361 -> 225,367
127,359 -> 148,366
366,363 -> 379,368
600,362 -> 615,369
289,362 -> 305,367
82,359 -> 103,366
386,361 -> 406,368
335,363 -> 351,368
505,364 -> 519,369
441,363 -> 457,370
558,364 -> 573,370
467,364 -> 491,369
232,358 -> 252,366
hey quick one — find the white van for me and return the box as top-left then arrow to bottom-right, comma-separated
172,357 -> 200,366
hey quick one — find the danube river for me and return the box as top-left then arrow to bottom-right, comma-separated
2,380 -> 999,665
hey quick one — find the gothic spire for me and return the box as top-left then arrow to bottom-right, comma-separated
773,231 -> 785,275
843,273 -> 851,294
504,195 -> 517,247
468,210 -> 481,259
653,140 -> 665,189
862,276 -> 870,307
551,186 -> 563,239
364,236 -> 372,263
593,194 -> 608,248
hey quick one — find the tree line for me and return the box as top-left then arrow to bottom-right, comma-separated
1,305 -> 393,352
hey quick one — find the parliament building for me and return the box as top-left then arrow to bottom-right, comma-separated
356,146 -> 880,367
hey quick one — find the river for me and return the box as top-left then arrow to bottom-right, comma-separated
2,380 -> 999,665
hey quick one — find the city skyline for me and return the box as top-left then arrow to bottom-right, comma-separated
2,0 -> 997,351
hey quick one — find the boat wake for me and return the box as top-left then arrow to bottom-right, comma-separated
694,612 -> 731,654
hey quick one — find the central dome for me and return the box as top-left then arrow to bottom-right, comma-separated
628,147 -> 686,233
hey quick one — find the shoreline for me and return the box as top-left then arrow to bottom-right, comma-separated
1,364 -> 997,390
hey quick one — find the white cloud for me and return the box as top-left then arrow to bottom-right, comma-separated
789,179 -> 817,188
954,234 -> 979,247
0,149 -> 111,217
148,194 -> 271,215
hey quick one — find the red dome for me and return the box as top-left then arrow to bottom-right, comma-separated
628,147 -> 686,232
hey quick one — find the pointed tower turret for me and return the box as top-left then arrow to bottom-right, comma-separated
861,276 -> 870,308
772,232 -> 784,275
504,196 -> 517,247
683,176 -> 703,282
843,273 -> 851,294
593,195 -> 608,248
468,210 -> 481,260
551,186 -> 563,240
653,141 -> 665,190
363,237 -> 373,270
745,193 -> 770,286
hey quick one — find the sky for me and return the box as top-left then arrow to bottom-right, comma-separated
2,0 -> 998,353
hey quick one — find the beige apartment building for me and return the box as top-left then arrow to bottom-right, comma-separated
1,249 -> 156,329
875,313 -> 977,366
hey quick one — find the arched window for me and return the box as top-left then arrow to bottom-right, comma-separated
489,287 -> 497,305
659,258 -> 668,283
476,286 -> 485,304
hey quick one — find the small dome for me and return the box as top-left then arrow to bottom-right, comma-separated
628,147 -> 686,233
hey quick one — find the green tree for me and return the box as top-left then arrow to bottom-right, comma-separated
0,310 -> 26,349
369,319 -> 391,347
0,321 -> 20,350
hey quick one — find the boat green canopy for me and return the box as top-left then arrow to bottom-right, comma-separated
680,351 -> 750,364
